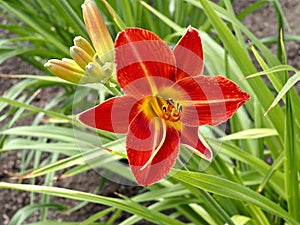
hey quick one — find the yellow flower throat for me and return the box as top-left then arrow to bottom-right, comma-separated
147,96 -> 182,122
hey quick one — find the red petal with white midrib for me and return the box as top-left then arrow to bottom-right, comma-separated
115,28 -> 176,96
174,75 -> 250,126
173,27 -> 204,81
126,110 -> 180,186
78,95 -> 138,134
180,125 -> 212,161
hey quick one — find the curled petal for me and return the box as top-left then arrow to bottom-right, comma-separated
180,125 -> 212,161
78,95 -> 138,134
174,75 -> 250,126
126,110 -> 180,186
115,28 -> 176,96
83,0 -> 114,62
173,27 -> 204,81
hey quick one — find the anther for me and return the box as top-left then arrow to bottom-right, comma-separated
166,98 -> 174,105
178,105 -> 183,113
151,96 -> 182,122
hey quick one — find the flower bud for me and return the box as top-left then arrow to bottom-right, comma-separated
44,59 -> 84,83
82,0 -> 114,62
70,46 -> 95,69
73,36 -> 96,57
45,0 -> 115,85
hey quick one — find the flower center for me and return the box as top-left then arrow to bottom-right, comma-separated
149,96 -> 182,122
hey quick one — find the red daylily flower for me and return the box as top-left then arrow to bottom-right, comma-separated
78,27 -> 250,186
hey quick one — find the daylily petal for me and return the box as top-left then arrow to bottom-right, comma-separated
180,125 -> 212,161
173,27 -> 204,81
78,95 -> 137,134
115,28 -> 176,96
126,110 -> 180,186
82,0 -> 114,62
174,75 -> 250,126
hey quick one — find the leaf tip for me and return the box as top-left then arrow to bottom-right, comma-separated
264,109 -> 271,117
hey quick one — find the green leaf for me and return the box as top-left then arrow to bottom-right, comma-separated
236,0 -> 269,20
140,1 -> 184,33
187,0 -> 286,138
48,0 -> 87,38
172,170 -> 300,225
257,151 -> 285,193
0,74 -> 72,85
1,139 -> 79,156
281,31 -> 300,220
0,0 -> 69,55
0,125 -> 106,146
243,64 -> 298,80
0,96 -> 73,123
249,44 -> 285,93
208,139 -> 286,198
261,34 -> 300,44
8,204 -> 66,225
265,71 -> 300,115
26,222 -> 103,225
220,128 -> 278,141
101,0 -> 127,30
0,182 -> 186,225
80,208 -> 115,225
230,215 -> 251,225
0,47 -> 33,64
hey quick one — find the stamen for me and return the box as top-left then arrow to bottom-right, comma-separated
149,96 -> 182,122
178,104 -> 183,113
140,119 -> 167,171
167,98 -> 174,105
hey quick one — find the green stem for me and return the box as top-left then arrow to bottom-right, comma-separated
104,79 -> 122,96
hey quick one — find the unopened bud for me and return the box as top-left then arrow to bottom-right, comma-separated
73,36 -> 95,57
70,46 -> 95,69
44,59 -> 84,83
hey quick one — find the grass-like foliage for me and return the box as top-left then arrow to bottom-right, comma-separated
0,0 -> 300,224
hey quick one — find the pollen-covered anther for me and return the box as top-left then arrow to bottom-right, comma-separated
148,96 -> 182,122
161,98 -> 182,122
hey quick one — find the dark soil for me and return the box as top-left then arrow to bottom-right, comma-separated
1,1 -> 300,224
